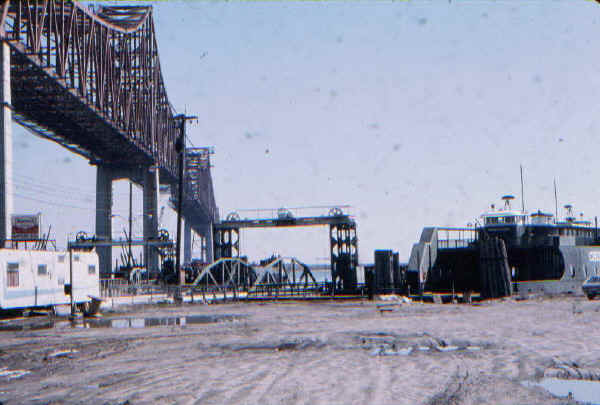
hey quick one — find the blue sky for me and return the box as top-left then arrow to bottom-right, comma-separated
12,0 -> 600,264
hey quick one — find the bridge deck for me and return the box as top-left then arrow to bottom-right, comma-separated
9,41 -> 155,169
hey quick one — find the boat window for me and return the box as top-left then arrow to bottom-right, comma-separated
73,255 -> 80,262
58,277 -> 64,286
58,255 -> 65,263
88,265 -> 96,275
570,265 -> 575,278
486,217 -> 498,225
505,216 -> 515,224
7,263 -> 19,287
37,264 -> 47,276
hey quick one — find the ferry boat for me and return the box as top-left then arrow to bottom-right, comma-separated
407,195 -> 600,297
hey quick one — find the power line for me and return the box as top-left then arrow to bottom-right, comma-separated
9,190 -> 136,216
11,191 -> 104,211
12,173 -> 134,198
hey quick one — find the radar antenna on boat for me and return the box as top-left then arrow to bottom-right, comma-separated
564,204 -> 575,223
502,195 -> 515,210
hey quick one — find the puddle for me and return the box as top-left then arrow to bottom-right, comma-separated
523,378 -> 600,404
0,367 -> 30,379
357,333 -> 487,357
80,314 -> 242,329
47,349 -> 79,358
370,346 -> 413,356
0,314 -> 242,331
0,320 -> 54,331
435,345 -> 459,352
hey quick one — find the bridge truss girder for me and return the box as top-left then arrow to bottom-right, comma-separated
192,256 -> 319,292
0,1 -> 219,261
0,1 -> 178,179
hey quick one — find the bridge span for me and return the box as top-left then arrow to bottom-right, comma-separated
0,1 -> 218,275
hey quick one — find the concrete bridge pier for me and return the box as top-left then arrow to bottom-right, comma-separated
0,42 -> 12,247
143,167 -> 160,278
200,223 -> 214,263
183,220 -> 192,266
206,223 -> 214,263
96,166 -> 116,277
96,165 -> 161,278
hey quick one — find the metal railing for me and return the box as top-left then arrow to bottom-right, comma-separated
100,279 -> 164,298
100,278 -> 366,301
436,228 -> 478,250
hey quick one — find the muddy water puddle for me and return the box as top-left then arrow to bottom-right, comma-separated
0,314 -> 243,331
523,378 -> 600,404
357,333 -> 488,357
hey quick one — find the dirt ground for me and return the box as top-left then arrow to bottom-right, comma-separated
0,296 -> 598,405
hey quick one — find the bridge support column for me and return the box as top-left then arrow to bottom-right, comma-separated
183,220 -> 192,265
96,166 -> 115,278
143,167 -> 160,277
0,42 -> 12,247
202,223 -> 214,263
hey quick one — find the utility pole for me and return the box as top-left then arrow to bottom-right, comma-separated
128,181 -> 133,267
174,114 -> 196,286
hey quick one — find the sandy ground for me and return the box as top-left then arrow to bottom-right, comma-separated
0,296 -> 598,405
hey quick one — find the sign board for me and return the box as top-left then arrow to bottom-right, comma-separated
11,214 -> 41,241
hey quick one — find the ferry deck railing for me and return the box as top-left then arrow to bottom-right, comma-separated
436,227 -> 478,250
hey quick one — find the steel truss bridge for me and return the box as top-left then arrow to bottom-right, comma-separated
0,1 -> 217,270
192,256 -> 319,292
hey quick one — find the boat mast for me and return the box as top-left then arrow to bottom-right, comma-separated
554,179 -> 559,221
520,165 -> 525,212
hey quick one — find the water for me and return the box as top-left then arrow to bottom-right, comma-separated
82,314 -> 241,329
0,314 -> 242,331
523,378 -> 600,404
310,269 -> 365,284
311,269 -> 331,283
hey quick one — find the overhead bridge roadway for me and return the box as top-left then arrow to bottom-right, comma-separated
0,1 -> 218,276
213,206 -> 360,292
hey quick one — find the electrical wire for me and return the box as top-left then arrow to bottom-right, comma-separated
12,172 -> 133,198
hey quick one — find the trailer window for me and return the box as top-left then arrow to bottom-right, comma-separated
88,265 -> 96,275
38,264 -> 47,276
7,263 -> 18,287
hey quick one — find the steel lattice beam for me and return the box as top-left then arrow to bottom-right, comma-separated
0,0 -> 178,177
0,0 -> 218,229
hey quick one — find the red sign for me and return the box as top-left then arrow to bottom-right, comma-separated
11,214 -> 41,241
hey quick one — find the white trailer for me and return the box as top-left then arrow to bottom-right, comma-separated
0,249 -> 99,310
